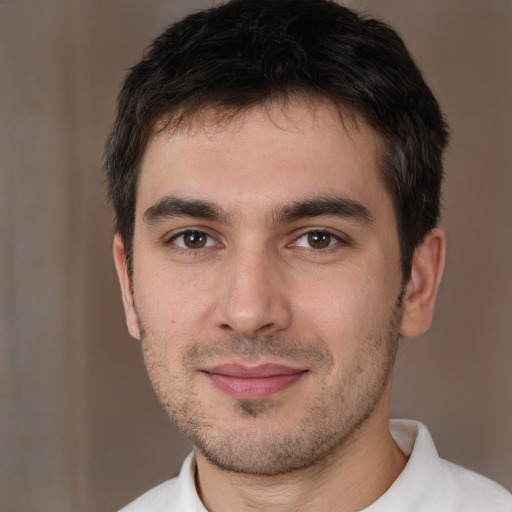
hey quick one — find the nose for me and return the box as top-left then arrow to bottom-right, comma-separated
211,245 -> 293,339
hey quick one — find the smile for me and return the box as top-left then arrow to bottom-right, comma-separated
202,363 -> 308,400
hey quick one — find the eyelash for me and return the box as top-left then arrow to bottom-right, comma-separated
288,229 -> 348,255
165,227 -> 347,256
166,229 -> 220,252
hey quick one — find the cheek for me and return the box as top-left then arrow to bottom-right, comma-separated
292,269 -> 395,354
133,264 -> 215,340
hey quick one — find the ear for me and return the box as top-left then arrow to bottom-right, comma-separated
113,233 -> 142,339
400,228 -> 446,338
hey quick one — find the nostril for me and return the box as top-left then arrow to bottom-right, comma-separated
255,323 -> 276,335
217,319 -> 280,340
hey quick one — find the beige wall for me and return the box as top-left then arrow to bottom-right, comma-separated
1,1 -> 510,510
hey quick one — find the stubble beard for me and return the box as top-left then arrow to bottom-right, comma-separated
139,300 -> 403,478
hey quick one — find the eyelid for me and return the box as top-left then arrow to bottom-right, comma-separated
297,232 -> 336,247
288,227 -> 350,250
161,225 -> 350,252
165,227 -> 222,249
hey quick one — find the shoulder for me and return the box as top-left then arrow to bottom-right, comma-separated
383,420 -> 512,512
439,459 -> 512,511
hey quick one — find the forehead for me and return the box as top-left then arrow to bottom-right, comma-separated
136,101 -> 389,220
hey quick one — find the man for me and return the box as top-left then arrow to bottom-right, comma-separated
105,0 -> 512,510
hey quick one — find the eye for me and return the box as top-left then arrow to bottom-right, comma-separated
170,230 -> 216,249
294,230 -> 340,249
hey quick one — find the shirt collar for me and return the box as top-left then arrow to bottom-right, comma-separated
179,420 -> 443,511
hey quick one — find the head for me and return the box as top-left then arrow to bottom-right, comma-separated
105,0 -> 448,282
107,0 -> 447,478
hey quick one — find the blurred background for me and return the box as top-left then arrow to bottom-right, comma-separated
1,1 -> 510,510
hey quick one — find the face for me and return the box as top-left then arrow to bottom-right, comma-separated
116,102 -> 408,476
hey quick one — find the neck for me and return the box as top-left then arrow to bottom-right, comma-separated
194,397 -> 406,512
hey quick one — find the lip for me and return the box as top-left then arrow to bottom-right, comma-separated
202,363 -> 307,400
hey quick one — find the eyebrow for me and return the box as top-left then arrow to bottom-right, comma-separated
142,194 -> 373,227
142,196 -> 229,225
273,196 -> 373,225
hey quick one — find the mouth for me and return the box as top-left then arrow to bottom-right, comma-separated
201,363 -> 308,400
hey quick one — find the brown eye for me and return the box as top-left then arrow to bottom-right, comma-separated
172,230 -> 213,249
307,231 -> 333,249
293,230 -> 339,250
184,231 -> 207,248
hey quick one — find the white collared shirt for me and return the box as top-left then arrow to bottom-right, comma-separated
119,420 -> 512,511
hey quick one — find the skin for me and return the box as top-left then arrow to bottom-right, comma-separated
114,101 -> 445,511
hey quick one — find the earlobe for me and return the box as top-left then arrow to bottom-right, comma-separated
400,228 -> 446,338
113,234 -> 142,340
